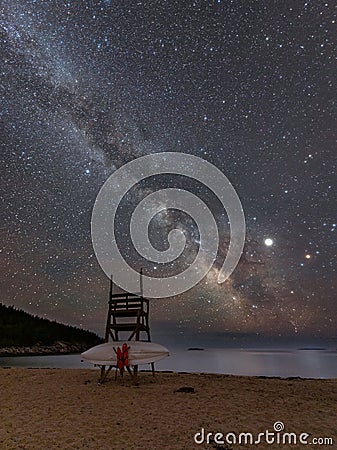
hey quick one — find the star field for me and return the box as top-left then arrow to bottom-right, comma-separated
1,0 -> 336,341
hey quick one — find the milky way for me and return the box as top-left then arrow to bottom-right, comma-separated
1,0 -> 336,340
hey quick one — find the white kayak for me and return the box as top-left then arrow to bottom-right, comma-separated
81,341 -> 169,366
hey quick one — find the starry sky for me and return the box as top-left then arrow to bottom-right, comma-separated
1,0 -> 336,344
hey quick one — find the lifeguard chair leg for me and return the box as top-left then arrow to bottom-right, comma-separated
99,365 -> 114,383
100,365 -> 106,383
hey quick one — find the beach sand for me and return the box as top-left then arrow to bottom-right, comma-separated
0,368 -> 336,449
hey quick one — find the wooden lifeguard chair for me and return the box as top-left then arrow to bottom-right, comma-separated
100,269 -> 154,382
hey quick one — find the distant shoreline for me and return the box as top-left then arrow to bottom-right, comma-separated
0,351 -> 81,357
0,341 -> 91,357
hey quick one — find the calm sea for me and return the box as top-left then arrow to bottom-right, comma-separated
0,348 -> 336,379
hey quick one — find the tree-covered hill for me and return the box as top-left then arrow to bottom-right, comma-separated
0,303 -> 103,354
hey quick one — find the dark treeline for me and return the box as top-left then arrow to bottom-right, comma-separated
0,303 -> 103,347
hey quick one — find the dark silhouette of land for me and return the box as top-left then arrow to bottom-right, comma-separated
0,303 -> 103,356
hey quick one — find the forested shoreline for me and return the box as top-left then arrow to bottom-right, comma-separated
0,303 -> 102,356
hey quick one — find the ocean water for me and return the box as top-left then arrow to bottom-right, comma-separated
1,348 -> 336,379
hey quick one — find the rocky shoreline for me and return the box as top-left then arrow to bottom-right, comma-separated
0,341 -> 92,357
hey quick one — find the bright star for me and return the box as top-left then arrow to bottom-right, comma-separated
264,238 -> 273,246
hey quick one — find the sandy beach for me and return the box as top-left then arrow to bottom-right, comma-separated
0,368 -> 336,450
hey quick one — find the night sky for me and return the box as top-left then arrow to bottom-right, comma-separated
1,0 -> 336,343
